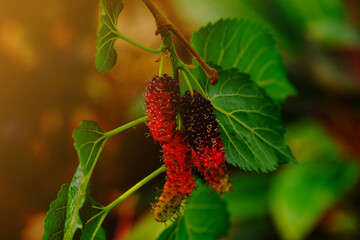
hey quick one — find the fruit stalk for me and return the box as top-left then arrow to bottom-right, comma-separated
142,0 -> 218,84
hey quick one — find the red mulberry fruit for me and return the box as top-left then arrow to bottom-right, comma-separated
163,130 -> 195,196
145,74 -> 180,144
153,131 -> 196,222
180,90 -> 226,169
192,149 -> 232,194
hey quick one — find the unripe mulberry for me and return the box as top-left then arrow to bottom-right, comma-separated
163,130 -> 195,196
145,74 -> 180,144
180,90 -> 226,169
153,181 -> 183,222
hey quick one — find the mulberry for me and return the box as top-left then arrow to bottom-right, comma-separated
163,131 -> 195,196
153,181 -> 183,222
153,131 -> 195,222
192,149 -> 232,194
145,74 -> 180,144
180,90 -> 226,169
153,182 -> 183,222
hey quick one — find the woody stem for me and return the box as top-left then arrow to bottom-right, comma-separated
142,0 -> 218,84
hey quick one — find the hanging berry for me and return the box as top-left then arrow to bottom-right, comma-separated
180,90 -> 226,169
162,130 -> 196,196
153,131 -> 195,222
192,149 -> 232,194
180,90 -> 231,194
153,181 -> 184,222
145,74 -> 180,144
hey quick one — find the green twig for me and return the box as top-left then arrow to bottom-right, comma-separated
105,116 -> 148,138
176,112 -> 182,130
163,35 -> 181,81
158,51 -> 166,76
89,212 -> 108,240
116,32 -> 164,53
181,64 -> 207,97
86,166 -> 166,240
181,70 -> 194,96
104,166 -> 166,211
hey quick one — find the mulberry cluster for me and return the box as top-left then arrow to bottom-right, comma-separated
145,74 -> 180,144
180,90 -> 226,169
145,75 -> 231,222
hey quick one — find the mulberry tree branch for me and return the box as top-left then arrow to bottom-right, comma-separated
142,0 -> 218,85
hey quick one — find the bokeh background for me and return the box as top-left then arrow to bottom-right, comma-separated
0,0 -> 359,239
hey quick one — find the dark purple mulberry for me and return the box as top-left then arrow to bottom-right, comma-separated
180,90 -> 225,169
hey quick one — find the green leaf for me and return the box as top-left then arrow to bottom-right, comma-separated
157,223 -> 177,240
269,161 -> 359,240
157,183 -> 230,240
207,68 -> 295,171
96,0 -> 124,73
73,120 -> 106,174
43,184 -> 69,240
65,121 -> 107,239
306,20 -> 360,47
43,183 -> 106,240
285,119 -> 342,163
223,172 -> 272,221
173,0 -> 302,51
79,198 -> 107,240
274,0 -> 359,47
275,0 -> 345,30
64,166 -> 90,239
127,212 -> 169,240
191,18 -> 296,103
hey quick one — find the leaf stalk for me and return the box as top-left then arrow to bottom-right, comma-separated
181,64 -> 207,97
104,166 -> 166,211
116,32 -> 164,53
158,51 -> 166,76
181,70 -> 194,96
105,116 -> 148,138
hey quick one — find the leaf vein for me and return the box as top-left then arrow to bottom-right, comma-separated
217,120 -> 251,167
232,33 -> 261,67
203,27 -> 216,60
215,105 -> 293,160
229,109 -> 278,121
